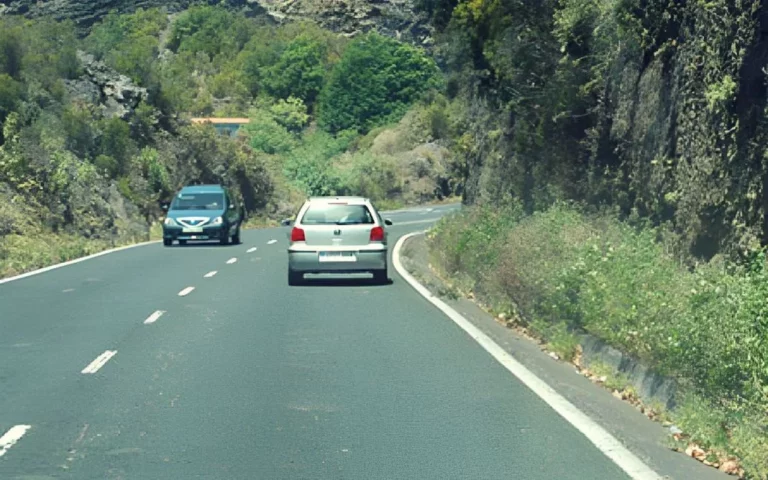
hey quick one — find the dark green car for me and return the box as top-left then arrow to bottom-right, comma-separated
162,185 -> 243,246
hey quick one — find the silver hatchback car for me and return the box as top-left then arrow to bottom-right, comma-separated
285,196 -> 393,285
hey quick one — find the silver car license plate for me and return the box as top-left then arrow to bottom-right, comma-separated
318,251 -> 357,262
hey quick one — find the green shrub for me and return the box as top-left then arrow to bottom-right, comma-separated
261,34 -> 328,105
336,151 -> 403,202
283,132 -> 344,196
244,111 -> 297,155
269,97 -> 310,133
318,32 -> 443,133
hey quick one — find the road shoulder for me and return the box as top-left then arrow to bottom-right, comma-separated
395,232 -> 729,480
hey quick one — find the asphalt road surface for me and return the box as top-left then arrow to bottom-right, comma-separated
0,204 -> 630,479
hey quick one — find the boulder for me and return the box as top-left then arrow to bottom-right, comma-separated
64,51 -> 149,121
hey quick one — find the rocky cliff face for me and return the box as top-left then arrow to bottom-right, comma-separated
66,52 -> 150,120
0,0 -> 431,43
259,0 -> 431,45
0,1 -> 262,29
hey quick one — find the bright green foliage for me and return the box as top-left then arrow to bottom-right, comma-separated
0,25 -> 23,79
235,28 -> 287,96
318,32 -> 443,133
0,74 -> 22,119
86,8 -> 167,59
261,34 -> 328,105
336,151 -> 402,201
168,6 -> 254,59
17,18 -> 81,85
244,107 -> 297,155
269,97 -> 310,133
85,8 -> 167,84
283,131 -> 348,196
97,117 -> 136,177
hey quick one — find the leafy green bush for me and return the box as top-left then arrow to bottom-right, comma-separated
283,131 -> 345,196
261,34 -> 328,105
318,32 -> 443,133
85,8 -> 167,84
336,151 -> 403,202
168,6 -> 254,59
269,97 -> 310,133
244,110 -> 297,155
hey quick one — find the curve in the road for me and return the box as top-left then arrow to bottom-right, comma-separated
392,231 -> 662,480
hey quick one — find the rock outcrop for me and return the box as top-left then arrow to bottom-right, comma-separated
0,0 -> 431,44
65,52 -> 150,120
258,0 -> 432,45
0,1 -> 256,30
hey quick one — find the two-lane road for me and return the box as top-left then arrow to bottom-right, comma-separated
0,204 -> 629,479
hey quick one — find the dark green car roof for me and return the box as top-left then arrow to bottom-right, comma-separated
178,185 -> 225,194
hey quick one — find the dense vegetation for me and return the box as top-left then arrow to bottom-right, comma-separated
0,6 -> 459,277
419,0 -> 768,476
426,0 -> 768,260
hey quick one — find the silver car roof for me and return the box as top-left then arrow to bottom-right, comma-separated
306,196 -> 370,204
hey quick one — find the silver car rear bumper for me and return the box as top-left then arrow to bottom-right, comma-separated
288,248 -> 387,273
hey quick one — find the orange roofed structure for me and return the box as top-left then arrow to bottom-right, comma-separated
190,117 -> 250,137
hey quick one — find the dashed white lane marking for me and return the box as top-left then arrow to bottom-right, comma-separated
267,239 -> 277,245
143,310 -> 165,325
392,232 -> 662,480
226,257 -> 238,264
81,350 -> 118,374
62,288 -> 75,293
0,425 -> 31,458
204,271 -> 218,278
178,286 -> 195,296
247,247 -> 258,253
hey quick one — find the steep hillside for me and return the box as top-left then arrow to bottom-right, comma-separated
0,0 -> 432,43
416,2 -> 768,476
427,0 -> 768,260
0,5 -> 455,277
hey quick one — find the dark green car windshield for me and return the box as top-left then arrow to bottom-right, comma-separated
170,193 -> 225,210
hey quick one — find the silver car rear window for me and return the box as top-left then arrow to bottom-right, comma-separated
300,204 -> 375,225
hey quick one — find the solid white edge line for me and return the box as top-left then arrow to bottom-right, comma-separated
247,247 -> 258,253
0,240 -> 161,286
178,286 -> 195,297
226,257 -> 238,264
204,271 -> 218,278
143,310 -> 165,325
81,350 -> 118,374
391,218 -> 442,227
392,231 -> 662,480
0,425 -> 31,458
267,239 -> 277,245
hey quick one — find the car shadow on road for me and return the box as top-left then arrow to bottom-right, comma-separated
170,241 -> 242,248
299,277 -> 394,288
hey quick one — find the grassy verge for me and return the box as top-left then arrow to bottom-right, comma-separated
427,202 -> 768,478
0,233 -> 138,278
